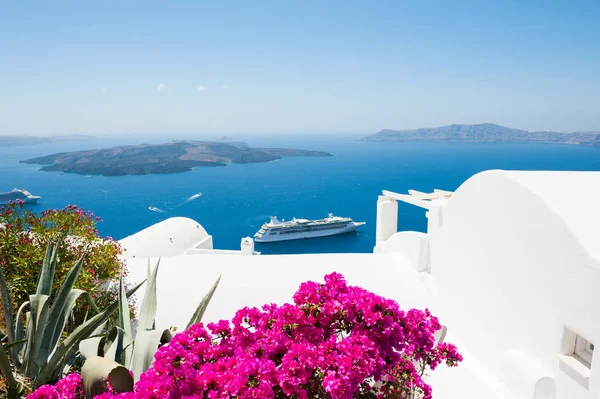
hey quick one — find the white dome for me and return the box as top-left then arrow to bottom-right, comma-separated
119,217 -> 212,259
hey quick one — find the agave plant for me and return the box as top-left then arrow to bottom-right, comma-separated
80,260 -> 221,384
0,241 -> 144,395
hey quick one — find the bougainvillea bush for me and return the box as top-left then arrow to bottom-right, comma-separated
0,200 -> 125,321
29,272 -> 462,399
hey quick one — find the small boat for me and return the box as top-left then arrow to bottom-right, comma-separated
254,213 -> 365,243
86,175 -> 92,178
0,189 -> 40,205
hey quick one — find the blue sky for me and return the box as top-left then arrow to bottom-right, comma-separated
1,1 -> 599,136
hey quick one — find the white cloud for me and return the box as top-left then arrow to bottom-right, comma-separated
197,85 -> 208,92
157,83 -> 169,92
219,84 -> 229,89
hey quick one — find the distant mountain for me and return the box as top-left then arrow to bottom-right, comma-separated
0,136 -> 50,146
21,140 -> 332,176
361,124 -> 600,146
0,134 -> 95,147
47,134 -> 95,143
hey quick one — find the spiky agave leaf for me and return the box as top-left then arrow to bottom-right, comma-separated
22,294 -> 50,378
13,301 -> 29,368
137,260 -> 160,331
79,263 -> 221,384
130,328 -> 172,383
20,241 -> 60,377
101,326 -> 133,365
0,261 -> 15,360
79,322 -> 107,360
0,342 -> 21,398
117,271 -> 133,367
37,255 -> 87,365
38,280 -> 145,387
35,241 -> 59,297
186,275 -> 222,329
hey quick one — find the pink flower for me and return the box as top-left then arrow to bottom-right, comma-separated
30,273 -> 461,399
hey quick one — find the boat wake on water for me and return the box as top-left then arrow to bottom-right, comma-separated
149,192 -> 202,213
170,192 -> 204,209
185,192 -> 203,202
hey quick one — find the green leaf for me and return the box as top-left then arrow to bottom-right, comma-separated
3,338 -> 27,351
117,272 -> 133,367
102,327 -> 118,359
67,311 -> 76,335
41,255 -> 86,356
103,326 -> 132,365
38,279 -> 145,387
39,288 -> 88,364
78,322 -> 107,360
38,253 -> 86,363
186,275 -> 222,329
79,337 -> 103,360
0,262 -> 16,359
13,301 -> 28,369
138,260 -> 160,331
118,272 -> 132,336
0,342 -> 20,397
36,241 -> 58,297
17,311 -> 31,373
23,294 -> 50,379
130,328 -> 172,382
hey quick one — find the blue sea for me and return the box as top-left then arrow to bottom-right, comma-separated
2,136 -> 600,255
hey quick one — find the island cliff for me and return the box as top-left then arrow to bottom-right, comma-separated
21,140 -> 333,176
361,123 -> 600,146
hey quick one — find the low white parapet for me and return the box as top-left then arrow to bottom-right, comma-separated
183,238 -> 259,256
374,231 -> 430,272
185,248 -> 252,256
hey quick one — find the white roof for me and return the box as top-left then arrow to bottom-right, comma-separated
119,217 -> 210,258
477,170 -> 600,263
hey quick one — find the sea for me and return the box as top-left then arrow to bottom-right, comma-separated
2,136 -> 600,255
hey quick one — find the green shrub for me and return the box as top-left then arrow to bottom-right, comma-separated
0,241 -> 144,396
0,201 -> 124,324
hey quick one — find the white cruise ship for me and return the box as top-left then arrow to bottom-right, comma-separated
254,214 -> 365,243
0,189 -> 40,205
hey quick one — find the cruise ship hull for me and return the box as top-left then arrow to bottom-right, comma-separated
0,197 -> 40,205
20,197 -> 40,204
255,222 -> 364,243
0,190 -> 41,205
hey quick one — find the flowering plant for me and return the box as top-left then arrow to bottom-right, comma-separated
29,272 -> 461,399
0,200 -> 125,322
27,373 -> 84,399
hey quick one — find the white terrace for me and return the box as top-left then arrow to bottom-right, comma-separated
119,169 -> 600,399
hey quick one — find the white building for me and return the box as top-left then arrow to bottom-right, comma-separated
119,169 -> 600,399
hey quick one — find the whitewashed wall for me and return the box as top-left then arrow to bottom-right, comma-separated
429,171 -> 600,399
119,170 -> 600,399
